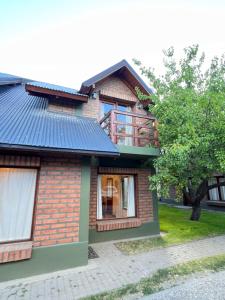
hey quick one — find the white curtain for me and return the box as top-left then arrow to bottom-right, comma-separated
97,175 -> 103,219
123,177 -> 129,209
208,178 -> 219,201
219,178 -> 225,201
127,176 -> 135,217
0,168 -> 37,242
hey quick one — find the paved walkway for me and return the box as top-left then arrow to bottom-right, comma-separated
1,235 -> 225,299
144,270 -> 225,300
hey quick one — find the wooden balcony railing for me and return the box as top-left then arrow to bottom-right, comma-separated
100,109 -> 159,147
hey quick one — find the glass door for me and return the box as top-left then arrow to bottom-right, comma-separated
117,105 -> 133,146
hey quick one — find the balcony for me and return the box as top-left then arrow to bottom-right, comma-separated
100,109 -> 159,148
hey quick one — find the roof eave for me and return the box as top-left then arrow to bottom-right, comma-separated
0,143 -> 120,157
25,84 -> 88,102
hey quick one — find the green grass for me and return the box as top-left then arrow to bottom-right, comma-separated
82,254 -> 225,300
116,204 -> 225,254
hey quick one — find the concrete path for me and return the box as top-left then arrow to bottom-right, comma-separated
1,235 -> 225,299
143,270 -> 225,300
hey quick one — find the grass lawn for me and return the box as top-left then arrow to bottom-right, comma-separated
116,204 -> 225,254
82,254 -> 225,300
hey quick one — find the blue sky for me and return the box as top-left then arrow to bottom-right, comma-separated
1,0 -> 225,88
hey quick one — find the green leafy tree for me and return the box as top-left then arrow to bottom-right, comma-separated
134,45 -> 225,220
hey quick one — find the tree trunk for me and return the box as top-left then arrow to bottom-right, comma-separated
189,180 -> 208,221
190,200 -> 201,221
182,179 -> 225,221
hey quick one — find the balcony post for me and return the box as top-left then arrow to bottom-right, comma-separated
110,110 -> 117,144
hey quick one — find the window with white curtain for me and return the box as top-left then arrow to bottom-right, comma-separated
97,174 -> 135,219
208,177 -> 219,201
0,168 -> 37,243
208,177 -> 225,202
219,177 -> 225,201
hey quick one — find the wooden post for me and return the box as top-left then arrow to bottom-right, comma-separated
110,110 -> 117,144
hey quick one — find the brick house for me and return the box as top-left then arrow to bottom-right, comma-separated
0,60 -> 160,281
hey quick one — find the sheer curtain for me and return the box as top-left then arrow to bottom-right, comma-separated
208,178 -> 219,201
97,175 -> 103,219
0,168 -> 37,242
127,176 -> 135,217
219,178 -> 225,201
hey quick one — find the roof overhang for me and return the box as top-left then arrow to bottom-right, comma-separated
0,80 -> 22,86
25,83 -> 88,102
0,143 -> 120,157
79,59 -> 153,97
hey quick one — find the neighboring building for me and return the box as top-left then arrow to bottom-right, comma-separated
165,176 -> 225,208
205,175 -> 225,207
0,60 -> 160,281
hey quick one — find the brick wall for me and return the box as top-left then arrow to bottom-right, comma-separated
48,100 -> 76,115
96,75 -> 137,102
0,155 -> 40,167
0,155 -> 82,264
82,93 -> 101,119
0,242 -> 32,263
33,157 -> 81,247
82,75 -> 148,120
89,167 -> 98,229
89,167 -> 153,229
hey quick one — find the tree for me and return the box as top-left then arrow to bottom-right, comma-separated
134,45 -> 225,221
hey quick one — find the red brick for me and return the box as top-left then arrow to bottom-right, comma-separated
32,157 -> 81,247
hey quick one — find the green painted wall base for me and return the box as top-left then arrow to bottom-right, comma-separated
0,241 -> 87,282
89,221 -> 160,243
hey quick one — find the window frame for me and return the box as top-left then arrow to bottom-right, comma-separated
0,166 -> 40,245
100,100 -> 134,117
207,176 -> 225,202
96,173 -> 138,221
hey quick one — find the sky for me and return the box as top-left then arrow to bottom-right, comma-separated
1,0 -> 225,89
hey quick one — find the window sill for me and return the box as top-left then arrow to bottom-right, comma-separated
207,201 -> 225,207
96,218 -> 142,232
0,241 -> 32,263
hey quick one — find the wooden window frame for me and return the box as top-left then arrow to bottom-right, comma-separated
0,166 -> 40,245
96,173 -> 138,221
101,100 -> 134,114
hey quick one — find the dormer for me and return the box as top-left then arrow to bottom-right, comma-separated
25,81 -> 88,116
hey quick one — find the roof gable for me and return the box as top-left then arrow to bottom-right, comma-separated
79,59 -> 153,96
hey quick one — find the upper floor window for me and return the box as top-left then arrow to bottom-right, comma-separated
100,101 -> 132,119
101,101 -> 133,145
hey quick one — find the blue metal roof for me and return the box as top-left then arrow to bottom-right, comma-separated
0,84 -> 119,156
0,72 -> 24,85
26,81 -> 85,96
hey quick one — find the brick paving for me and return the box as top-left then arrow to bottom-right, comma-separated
1,235 -> 225,299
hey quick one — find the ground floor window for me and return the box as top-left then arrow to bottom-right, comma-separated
208,176 -> 225,201
97,174 -> 136,219
0,168 -> 37,243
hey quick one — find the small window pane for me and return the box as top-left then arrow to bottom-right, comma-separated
101,103 -> 114,118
